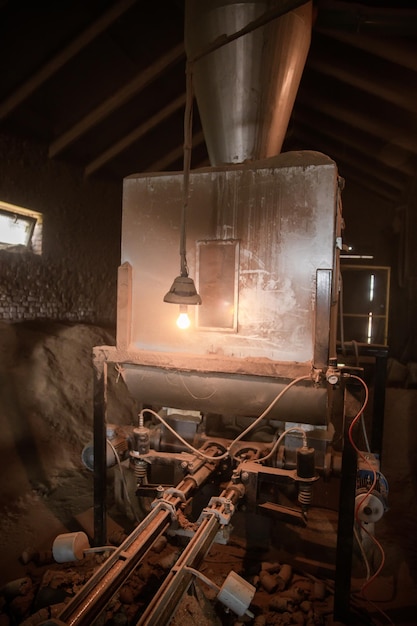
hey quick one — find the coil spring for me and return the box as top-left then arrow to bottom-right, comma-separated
132,459 -> 148,483
298,484 -> 312,507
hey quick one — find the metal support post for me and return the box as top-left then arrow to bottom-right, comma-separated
371,350 -> 388,458
93,348 -> 108,547
333,381 -> 360,622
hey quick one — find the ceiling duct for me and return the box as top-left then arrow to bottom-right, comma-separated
185,0 -> 313,165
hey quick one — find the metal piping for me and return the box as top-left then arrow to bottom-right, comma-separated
137,480 -> 244,625
57,506 -> 171,626
57,457 -> 221,626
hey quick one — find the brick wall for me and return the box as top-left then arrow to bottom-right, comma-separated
0,250 -> 99,322
0,132 -> 122,327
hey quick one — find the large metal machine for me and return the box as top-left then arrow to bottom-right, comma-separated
47,2 -> 388,625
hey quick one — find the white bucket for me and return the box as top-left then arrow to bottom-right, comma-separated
52,531 -> 90,563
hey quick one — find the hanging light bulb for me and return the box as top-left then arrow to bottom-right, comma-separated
163,60 -> 202,326
164,276 -> 201,329
177,305 -> 191,329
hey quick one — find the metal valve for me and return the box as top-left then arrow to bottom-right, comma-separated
326,357 -> 340,385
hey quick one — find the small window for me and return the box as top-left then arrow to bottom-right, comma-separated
339,264 -> 390,345
196,239 -> 239,331
0,201 -> 42,254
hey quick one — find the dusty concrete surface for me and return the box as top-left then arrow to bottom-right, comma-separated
0,322 -> 416,624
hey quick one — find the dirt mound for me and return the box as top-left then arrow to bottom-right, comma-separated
0,321 -> 137,585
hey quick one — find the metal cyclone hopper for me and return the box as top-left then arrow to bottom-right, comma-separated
185,0 -> 313,165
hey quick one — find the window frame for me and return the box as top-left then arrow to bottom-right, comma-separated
0,201 -> 43,254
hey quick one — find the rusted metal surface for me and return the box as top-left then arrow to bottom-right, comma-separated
93,345 -> 312,378
117,152 -> 340,416
57,453 -> 221,626
137,480 -> 245,625
116,261 -> 132,350
58,506 -> 171,626
121,153 -> 339,367
92,346 -> 327,423
314,269 -> 333,369
122,364 -> 327,423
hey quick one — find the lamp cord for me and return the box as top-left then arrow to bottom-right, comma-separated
180,60 -> 194,278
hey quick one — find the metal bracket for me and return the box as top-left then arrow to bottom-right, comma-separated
164,487 -> 187,502
151,498 -> 178,521
200,496 -> 235,525
150,486 -> 187,521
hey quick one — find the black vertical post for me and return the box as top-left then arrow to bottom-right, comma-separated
371,350 -> 388,459
93,349 -> 107,547
337,343 -> 388,458
333,382 -> 358,623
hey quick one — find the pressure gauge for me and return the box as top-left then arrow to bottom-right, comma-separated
326,358 -> 340,385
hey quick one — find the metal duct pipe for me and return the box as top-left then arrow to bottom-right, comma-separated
185,0 -> 313,165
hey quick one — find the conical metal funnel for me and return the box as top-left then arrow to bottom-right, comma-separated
185,0 -> 312,165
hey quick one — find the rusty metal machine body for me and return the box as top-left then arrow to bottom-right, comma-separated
118,151 -> 341,384
72,151 -> 351,626
49,2 -> 385,624
112,147 -> 343,511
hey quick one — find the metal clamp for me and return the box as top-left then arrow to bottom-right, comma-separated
201,496 -> 235,525
164,487 -> 187,502
151,498 -> 178,521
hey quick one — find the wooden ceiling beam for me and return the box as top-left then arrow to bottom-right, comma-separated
293,108 -> 416,177
315,29 -> 417,73
308,54 -> 417,115
315,2 -> 417,36
333,165 -> 399,204
145,130 -> 205,172
49,42 -> 185,158
193,156 -> 211,169
297,87 -> 417,156
293,135 -> 399,201
84,93 -> 186,177
0,0 -> 138,121
292,126 -> 406,193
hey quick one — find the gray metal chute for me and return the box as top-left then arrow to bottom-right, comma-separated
185,0 -> 313,165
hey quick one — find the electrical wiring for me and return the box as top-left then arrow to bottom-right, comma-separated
183,567 -> 255,619
139,407 -> 229,461
84,546 -> 117,555
139,374 -> 312,463
183,566 -> 220,593
227,374 -> 311,459
361,414 -> 372,454
347,374 -> 394,626
252,426 -> 308,465
353,524 -> 371,581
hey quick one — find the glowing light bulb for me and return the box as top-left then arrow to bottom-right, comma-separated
176,305 -> 190,329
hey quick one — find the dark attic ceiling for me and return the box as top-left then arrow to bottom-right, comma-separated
1,0 -> 417,206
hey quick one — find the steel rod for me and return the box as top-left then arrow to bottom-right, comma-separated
137,482 -> 244,625
93,352 -> 107,547
58,505 -> 171,626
